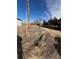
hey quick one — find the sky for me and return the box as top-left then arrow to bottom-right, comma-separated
17,0 -> 61,23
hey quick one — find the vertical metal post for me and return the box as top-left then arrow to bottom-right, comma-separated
26,0 -> 30,29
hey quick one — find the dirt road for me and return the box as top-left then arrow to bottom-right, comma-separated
41,27 -> 61,38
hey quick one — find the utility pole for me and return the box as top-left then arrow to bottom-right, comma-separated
26,0 -> 30,29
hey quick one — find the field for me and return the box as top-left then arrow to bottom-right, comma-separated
17,25 -> 61,59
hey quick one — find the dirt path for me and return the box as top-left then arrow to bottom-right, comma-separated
41,27 -> 61,38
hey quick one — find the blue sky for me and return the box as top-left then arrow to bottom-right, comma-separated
17,0 -> 61,22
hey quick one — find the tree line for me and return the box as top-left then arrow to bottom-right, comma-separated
43,17 -> 61,30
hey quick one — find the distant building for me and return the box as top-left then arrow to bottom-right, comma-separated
17,18 -> 22,26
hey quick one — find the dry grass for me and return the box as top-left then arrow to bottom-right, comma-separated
17,25 -> 61,59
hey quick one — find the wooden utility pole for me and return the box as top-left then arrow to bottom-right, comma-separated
26,0 -> 30,29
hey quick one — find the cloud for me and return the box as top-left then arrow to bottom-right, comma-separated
44,11 -> 50,18
44,0 -> 61,18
